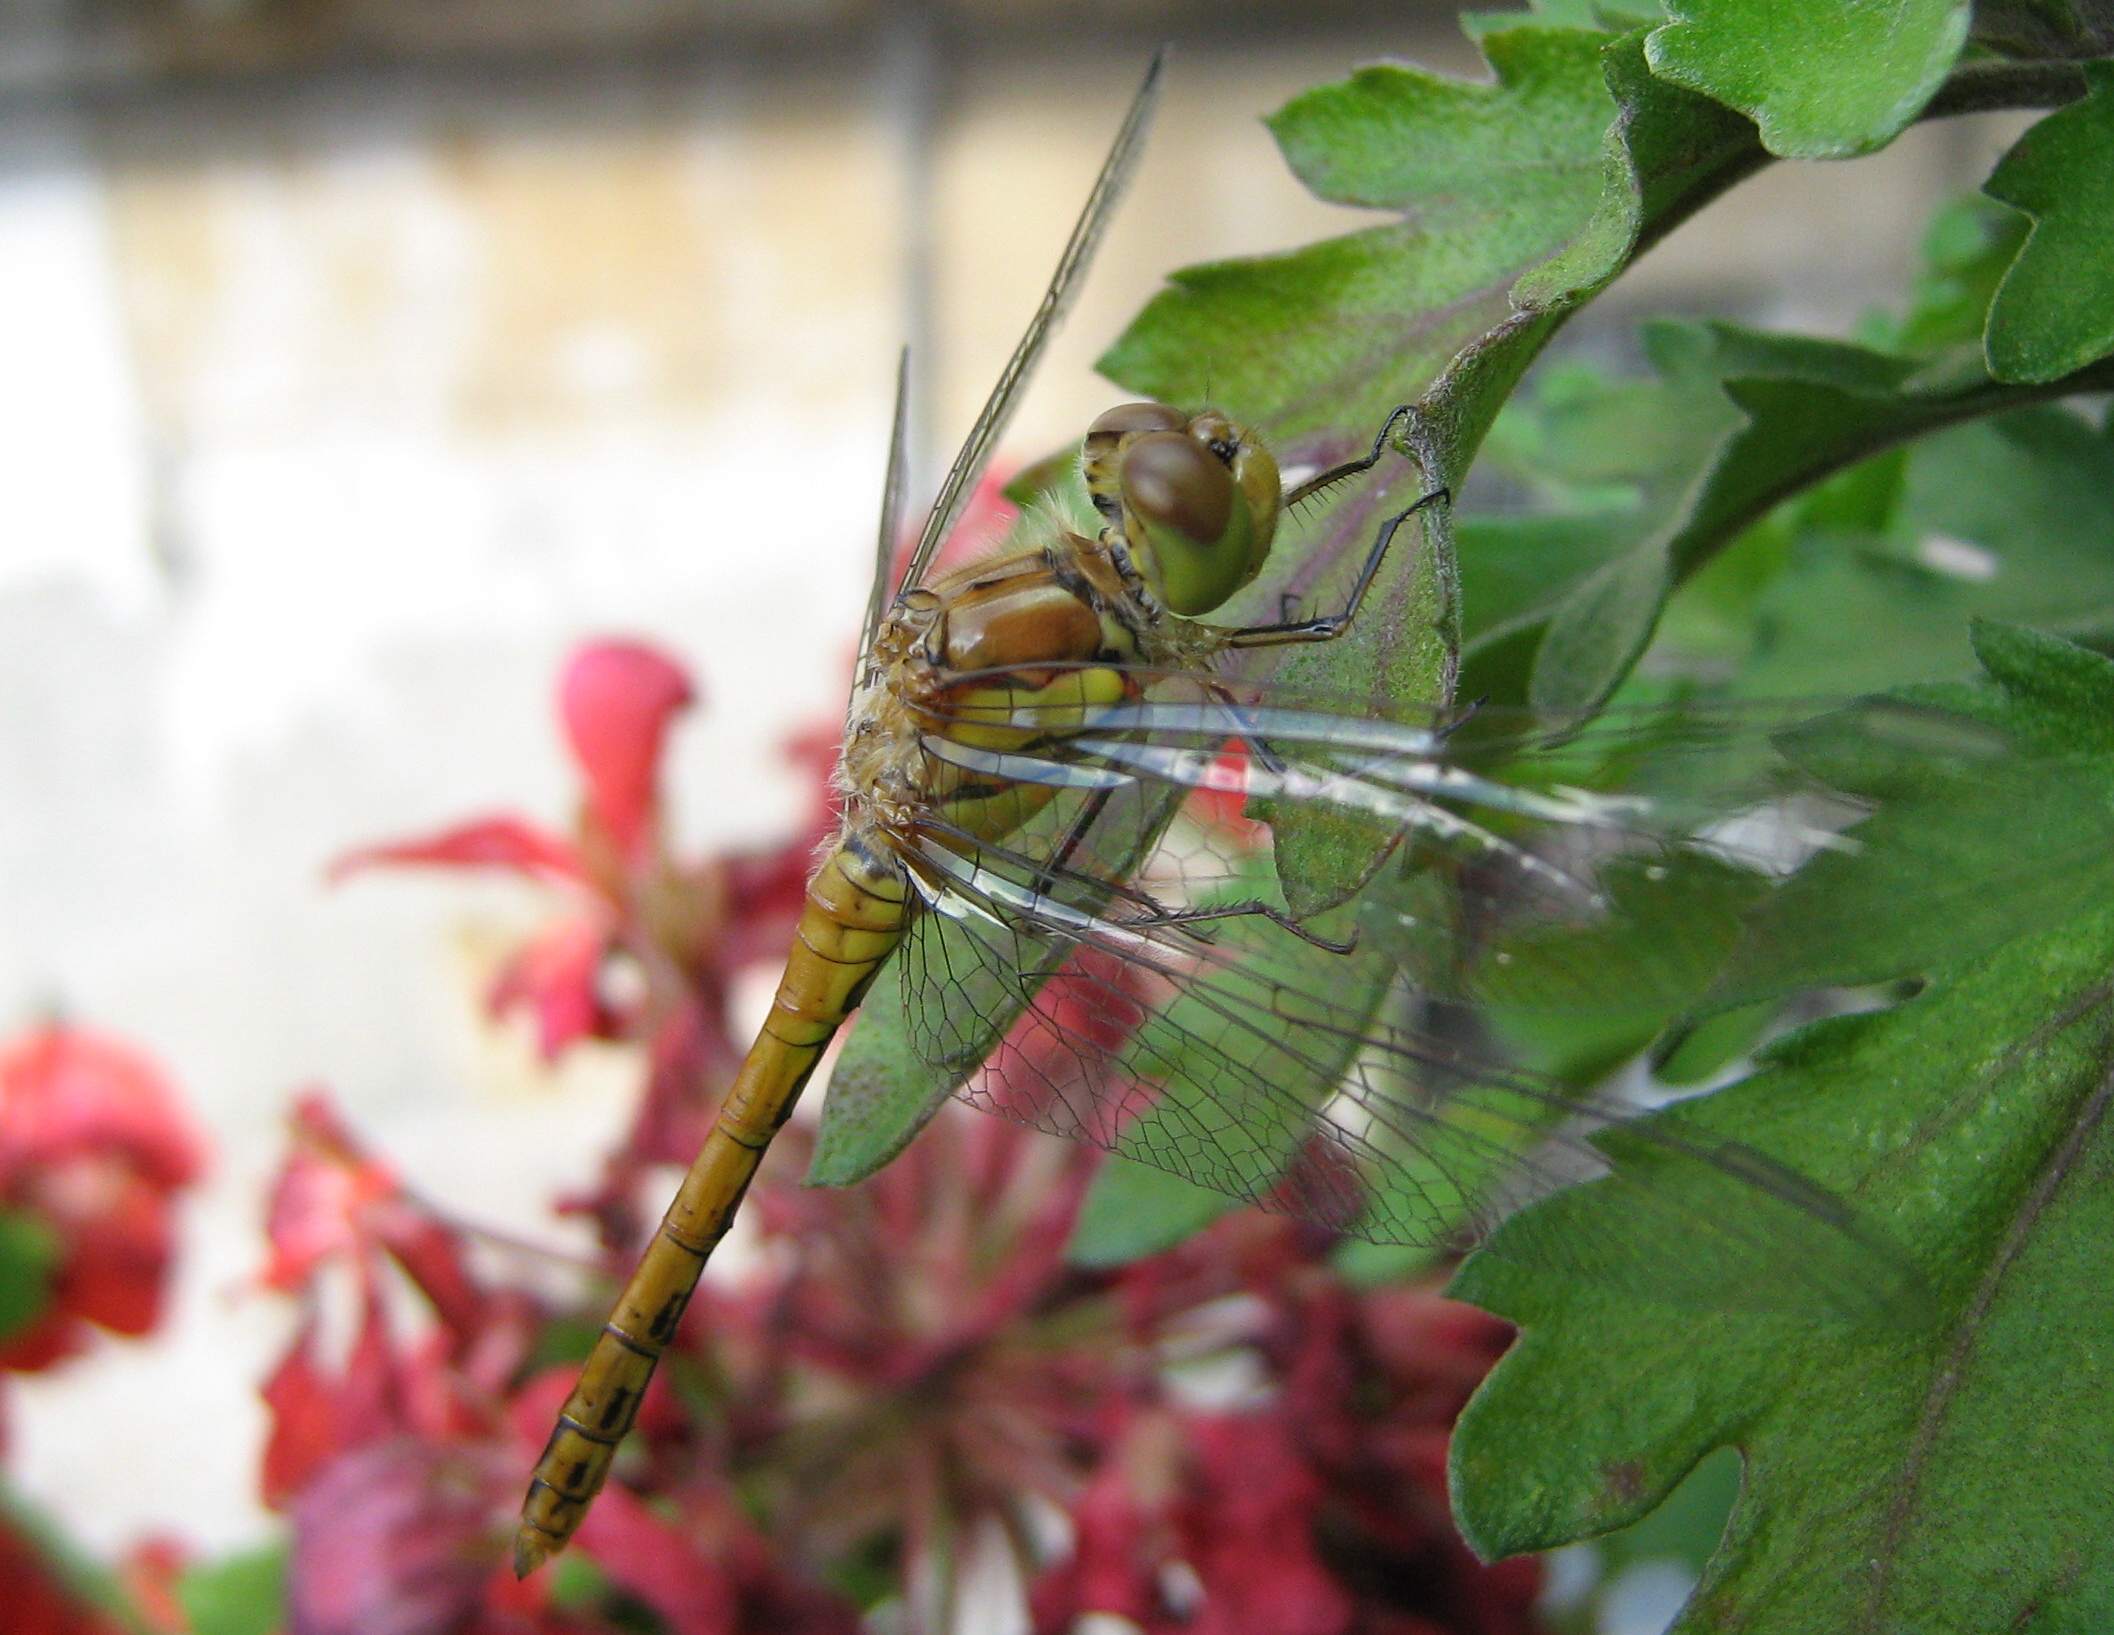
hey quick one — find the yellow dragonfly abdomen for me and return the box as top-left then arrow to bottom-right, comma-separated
516,496 -> 1153,1576
514,835 -> 908,1575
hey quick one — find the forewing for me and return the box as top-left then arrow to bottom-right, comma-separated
895,50 -> 1165,599
909,665 -> 2102,1018
861,347 -> 913,665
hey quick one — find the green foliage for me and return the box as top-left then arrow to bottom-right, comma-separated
1646,0 -> 1971,157
1066,1153 -> 1231,1265
1464,320 -> 2114,712
816,7 -> 2114,1617
0,1209 -> 57,1344
178,1547 -> 288,1635
1453,628 -> 2114,1629
805,957 -> 959,1186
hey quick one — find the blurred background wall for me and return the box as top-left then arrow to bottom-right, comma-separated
0,0 -> 2030,1558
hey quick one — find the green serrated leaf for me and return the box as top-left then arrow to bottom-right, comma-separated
1450,628 -> 2114,1629
1646,0 -> 1972,158
1984,61 -> 2114,382
1273,30 -> 1615,222
0,1209 -> 57,1345
178,1546 -> 287,1635
1516,32 -> 1763,305
1102,24 -> 1628,452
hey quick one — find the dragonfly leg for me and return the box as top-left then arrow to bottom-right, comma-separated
1281,404 -> 1416,511
1032,784 -> 1114,900
1224,485 -> 1450,651
1201,680 -> 1292,777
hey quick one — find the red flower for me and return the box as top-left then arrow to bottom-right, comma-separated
568,1483 -> 858,1635
329,639 -> 830,1245
286,1438 -> 515,1635
257,1094 -> 528,1510
329,816 -> 588,886
559,640 -> 695,865
0,1025 -> 205,1372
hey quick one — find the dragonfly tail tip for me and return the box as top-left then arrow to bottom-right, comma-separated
512,1526 -> 557,1580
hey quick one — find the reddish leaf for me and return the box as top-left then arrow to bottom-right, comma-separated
260,1289 -> 406,1509
577,1484 -> 855,1635
259,1095 -> 402,1295
557,641 -> 695,861
329,817 -> 586,886
260,1094 -> 490,1341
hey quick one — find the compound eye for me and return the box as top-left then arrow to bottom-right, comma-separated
1120,431 -> 1256,615
1087,401 -> 1188,443
1121,431 -> 1234,546
1084,402 -> 1191,520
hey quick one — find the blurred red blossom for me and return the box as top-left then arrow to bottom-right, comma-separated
0,1512 -> 129,1635
256,1093 -> 531,1510
0,1024 -> 205,1373
331,636 -> 832,1247
557,640 -> 695,863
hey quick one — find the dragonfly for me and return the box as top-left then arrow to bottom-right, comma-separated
514,50 -> 2009,1574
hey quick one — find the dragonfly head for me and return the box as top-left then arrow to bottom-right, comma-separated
1083,402 -> 1282,617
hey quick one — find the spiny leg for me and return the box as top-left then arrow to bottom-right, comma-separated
1033,784 -> 1114,899
1281,404 -> 1415,512
1225,486 -> 1450,651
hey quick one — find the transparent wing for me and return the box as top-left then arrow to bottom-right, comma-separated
895,49 -> 1166,600
909,661 -> 2104,1010
878,675 -> 2114,1319
891,786 -> 1925,1322
861,347 -> 913,666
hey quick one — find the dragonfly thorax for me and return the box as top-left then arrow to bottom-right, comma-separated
842,543 -> 1152,849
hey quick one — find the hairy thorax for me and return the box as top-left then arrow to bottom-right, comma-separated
836,529 -> 1212,856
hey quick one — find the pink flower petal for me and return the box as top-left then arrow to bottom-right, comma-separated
558,640 -> 696,860
286,1439 -> 508,1635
